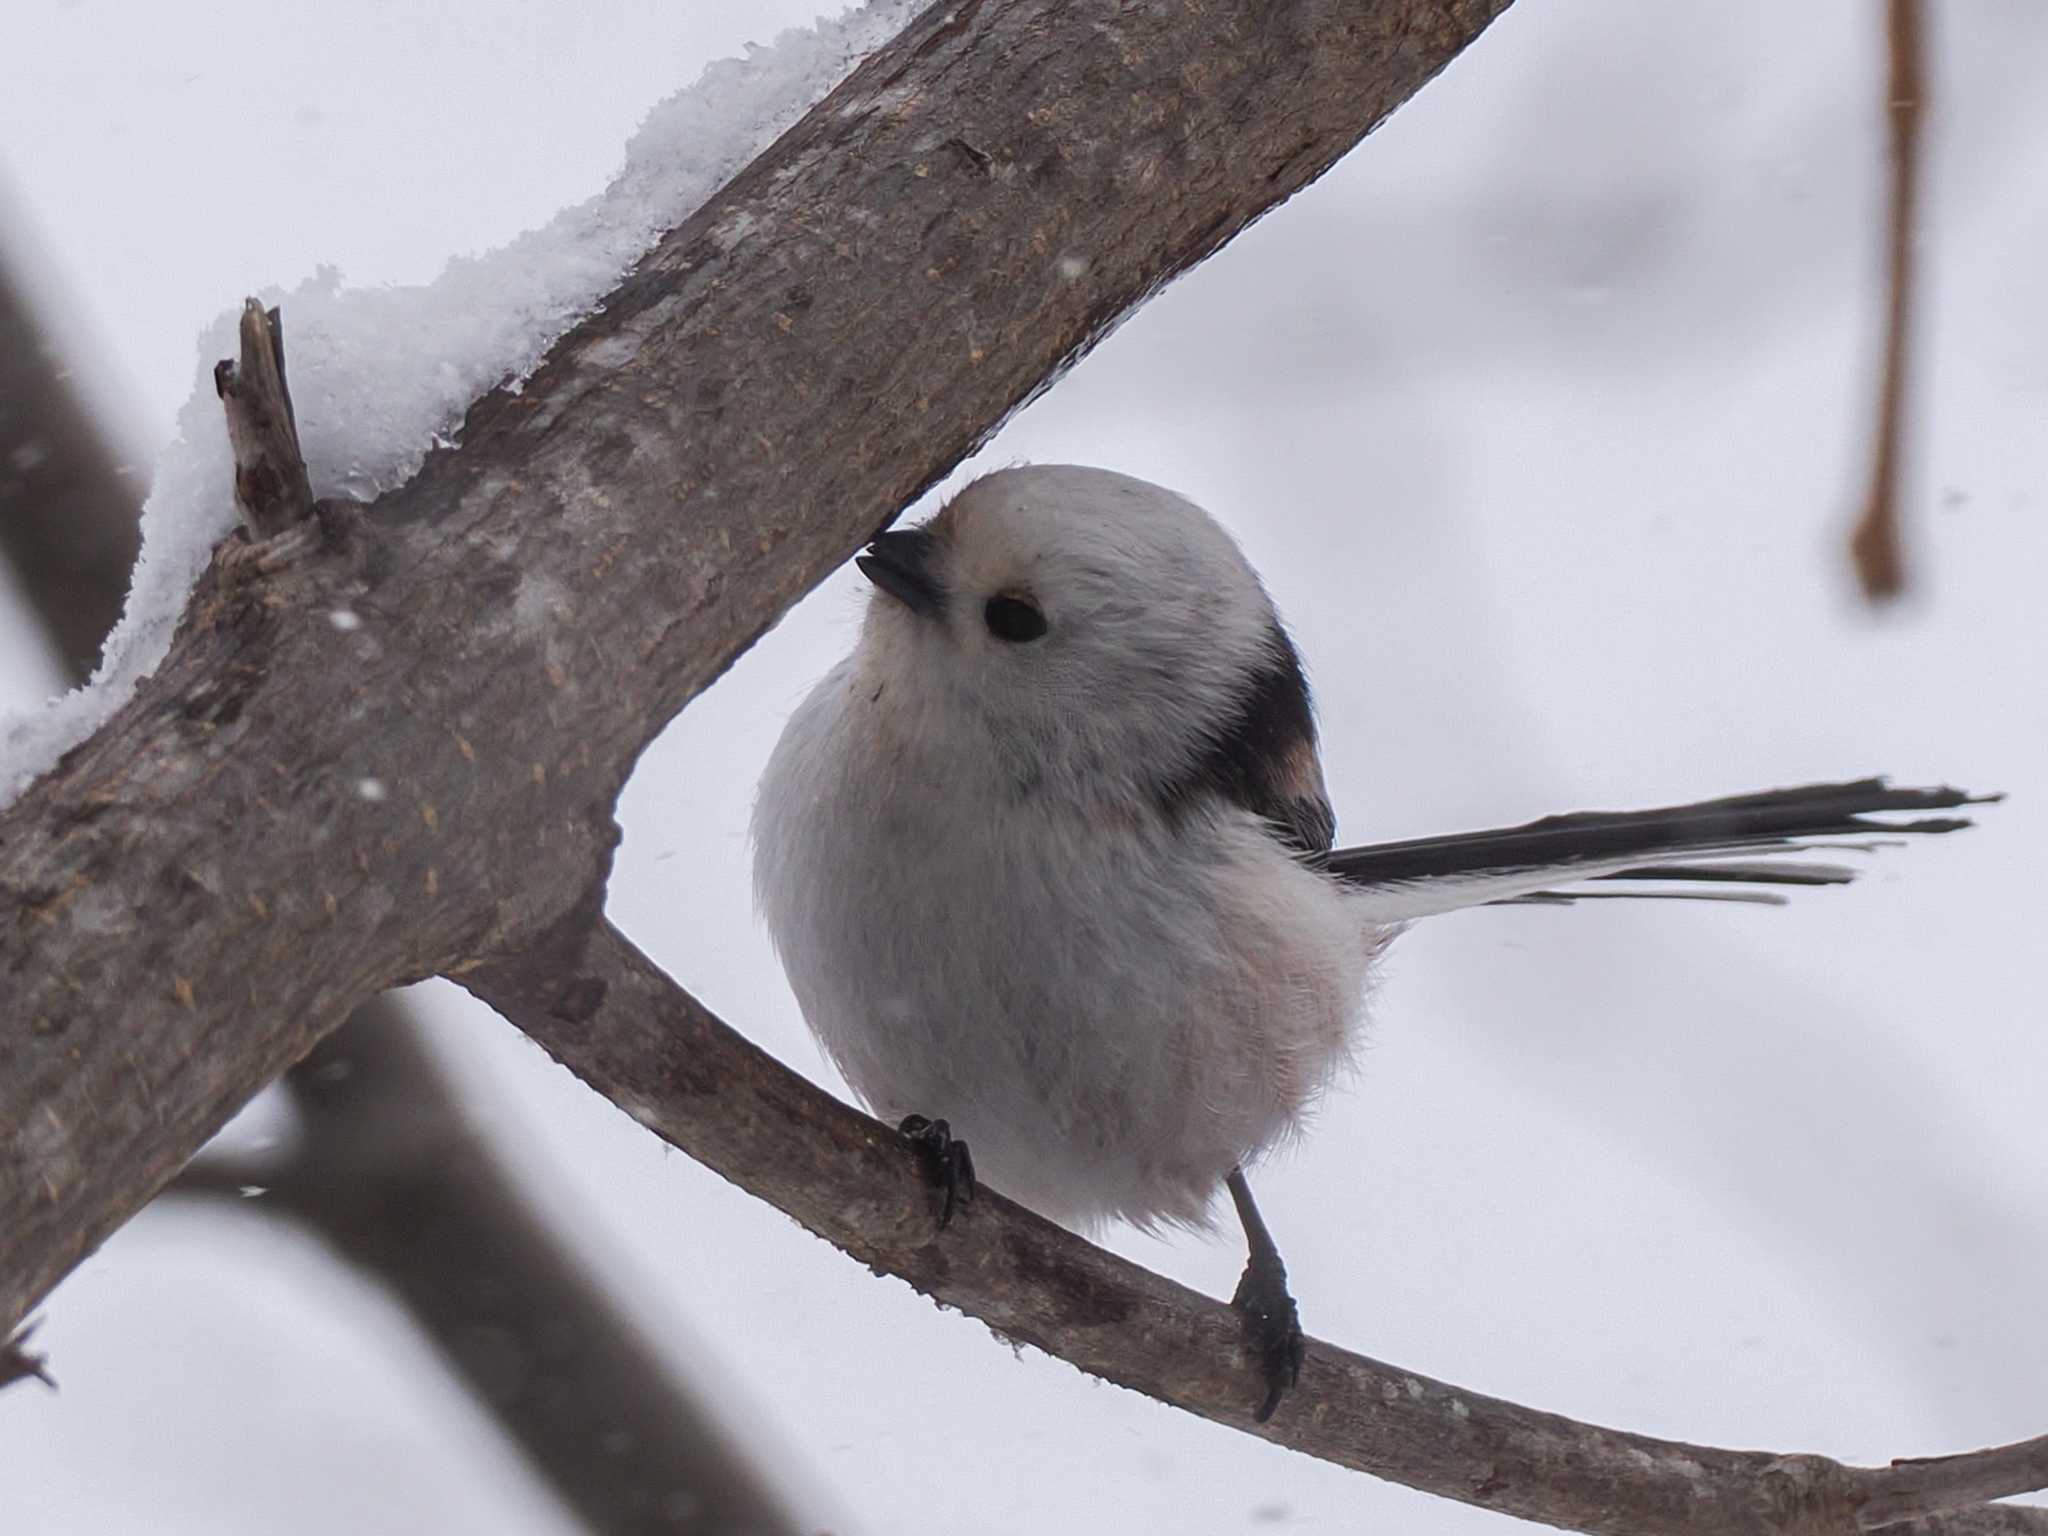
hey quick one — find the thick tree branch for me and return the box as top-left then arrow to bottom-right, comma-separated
1,0 -> 1515,1340
0,243 -> 798,1532
465,918 -> 2048,1536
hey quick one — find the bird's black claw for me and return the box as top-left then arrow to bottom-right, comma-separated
1231,1260 -> 1304,1422
898,1114 -> 975,1227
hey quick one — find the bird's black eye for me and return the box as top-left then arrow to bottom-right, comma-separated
984,594 -> 1048,643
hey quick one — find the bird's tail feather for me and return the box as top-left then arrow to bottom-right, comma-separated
1323,778 -> 1994,924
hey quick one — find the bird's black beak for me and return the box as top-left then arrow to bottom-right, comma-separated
856,529 -> 945,618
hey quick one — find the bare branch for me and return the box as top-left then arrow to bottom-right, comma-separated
243,999 -> 805,1536
1,0 -> 1516,1338
470,918 -> 2048,1536
1848,0 -> 1926,601
1865,1444 -> 2048,1532
0,264 -> 141,676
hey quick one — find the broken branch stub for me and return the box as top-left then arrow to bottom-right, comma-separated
213,299 -> 315,540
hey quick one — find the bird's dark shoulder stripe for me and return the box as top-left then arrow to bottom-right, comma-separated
1154,622 -> 1335,859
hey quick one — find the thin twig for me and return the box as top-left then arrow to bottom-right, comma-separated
1849,0 -> 1926,601
1,1321 -> 54,1393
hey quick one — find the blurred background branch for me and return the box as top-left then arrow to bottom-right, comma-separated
1848,0 -> 1926,601
0,251 -> 140,674
0,247 -> 798,1536
0,1322 -> 54,1391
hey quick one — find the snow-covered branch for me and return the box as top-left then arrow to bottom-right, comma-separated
0,251 -> 801,1532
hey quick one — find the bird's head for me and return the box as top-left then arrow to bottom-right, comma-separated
854,465 -> 1296,806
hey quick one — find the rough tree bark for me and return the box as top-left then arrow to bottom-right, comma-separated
0,253 -> 798,1536
3,2 -> 2043,1532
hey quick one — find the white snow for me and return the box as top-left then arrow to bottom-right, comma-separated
0,0 -> 916,805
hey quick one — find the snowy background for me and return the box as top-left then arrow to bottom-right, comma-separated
3,2 -> 2045,1533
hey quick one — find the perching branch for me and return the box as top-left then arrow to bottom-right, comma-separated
468,918 -> 2048,1536
1848,0 -> 1926,601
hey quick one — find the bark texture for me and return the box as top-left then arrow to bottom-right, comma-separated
0,237 -> 798,1534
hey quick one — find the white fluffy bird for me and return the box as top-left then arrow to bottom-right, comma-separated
752,464 -> 1986,1419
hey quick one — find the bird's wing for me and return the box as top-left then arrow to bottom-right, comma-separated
1322,778 -> 1994,924
1154,622 -> 1336,860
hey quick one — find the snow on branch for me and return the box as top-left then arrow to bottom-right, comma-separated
0,0 -> 919,802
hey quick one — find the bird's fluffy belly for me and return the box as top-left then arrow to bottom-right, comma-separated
763,759 -> 1369,1229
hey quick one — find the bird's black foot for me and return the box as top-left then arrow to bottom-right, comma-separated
1231,1253 -> 1304,1423
898,1114 -> 975,1227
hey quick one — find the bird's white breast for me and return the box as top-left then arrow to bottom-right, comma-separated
754,651 -> 1376,1231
